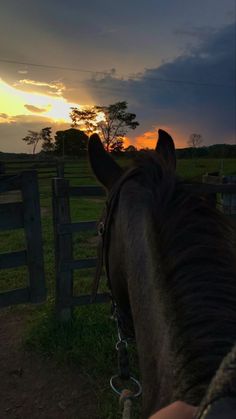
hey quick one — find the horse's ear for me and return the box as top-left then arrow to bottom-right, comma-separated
88,134 -> 123,189
155,129 -> 176,170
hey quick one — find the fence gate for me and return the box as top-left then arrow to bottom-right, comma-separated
0,171 -> 46,307
52,177 -> 109,322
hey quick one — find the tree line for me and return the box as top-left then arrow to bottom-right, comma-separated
21,101 -> 236,158
22,101 -> 139,156
177,144 -> 236,159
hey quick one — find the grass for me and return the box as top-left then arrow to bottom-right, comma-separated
23,302 -> 140,418
1,156 -> 236,417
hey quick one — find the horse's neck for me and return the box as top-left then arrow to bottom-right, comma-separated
120,189 -> 236,417
123,210 -> 174,416
129,278 -> 173,416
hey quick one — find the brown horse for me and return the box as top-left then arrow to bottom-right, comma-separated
88,130 -> 236,418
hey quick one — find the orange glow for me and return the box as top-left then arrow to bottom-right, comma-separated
126,126 -> 187,149
123,136 -> 130,148
134,130 -> 158,149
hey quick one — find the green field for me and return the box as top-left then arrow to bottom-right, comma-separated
0,156 -> 236,418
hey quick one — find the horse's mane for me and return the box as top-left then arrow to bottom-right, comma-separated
132,151 -> 236,404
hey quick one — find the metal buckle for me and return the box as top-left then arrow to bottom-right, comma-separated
110,375 -> 142,398
116,339 -> 128,351
98,221 -> 105,236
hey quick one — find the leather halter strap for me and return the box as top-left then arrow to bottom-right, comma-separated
91,167 -> 140,303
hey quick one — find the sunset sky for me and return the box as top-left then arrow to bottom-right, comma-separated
0,0 -> 235,152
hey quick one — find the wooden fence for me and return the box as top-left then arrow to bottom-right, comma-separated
1,169 -> 235,316
52,177 -> 109,321
0,171 -> 46,307
0,159 -> 94,181
0,160 -> 65,178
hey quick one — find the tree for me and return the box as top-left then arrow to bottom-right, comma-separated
22,127 -> 53,154
187,133 -> 204,165
22,130 -> 41,154
110,138 -> 124,154
41,127 -> 54,152
124,144 -> 137,158
70,101 -> 139,152
125,145 -> 137,152
187,133 -> 203,148
54,128 -> 88,157
70,107 -> 98,136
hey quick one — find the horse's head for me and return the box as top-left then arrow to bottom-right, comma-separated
88,129 -> 176,333
88,130 -> 178,413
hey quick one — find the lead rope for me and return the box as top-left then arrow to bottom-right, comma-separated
120,390 -> 134,419
110,304 -> 142,418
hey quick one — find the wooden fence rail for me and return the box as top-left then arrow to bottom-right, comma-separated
0,160 -> 65,177
0,171 -> 46,308
0,159 -> 98,182
52,177 -> 108,321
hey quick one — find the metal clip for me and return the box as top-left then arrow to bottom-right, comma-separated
98,221 -> 105,236
110,375 -> 142,398
116,339 -> 128,351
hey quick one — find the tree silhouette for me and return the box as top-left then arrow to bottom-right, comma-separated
54,128 -> 88,156
70,108 -> 98,136
22,127 -> 53,154
110,138 -> 124,154
70,101 -> 139,152
124,145 -> 137,157
187,133 -> 203,148
41,127 -> 54,152
187,133 -> 204,165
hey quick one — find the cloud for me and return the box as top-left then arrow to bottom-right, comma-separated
14,79 -> 65,96
0,113 -> 16,123
173,26 -> 217,41
18,70 -> 28,74
24,104 -> 51,113
0,113 -> 9,120
84,22 -> 236,145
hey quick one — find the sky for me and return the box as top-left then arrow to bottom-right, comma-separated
0,0 -> 235,152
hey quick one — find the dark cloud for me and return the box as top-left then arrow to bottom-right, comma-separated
173,26 -> 217,40
1,0 -> 235,81
84,23 -> 236,145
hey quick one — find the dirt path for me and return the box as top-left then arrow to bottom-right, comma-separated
0,309 -> 100,419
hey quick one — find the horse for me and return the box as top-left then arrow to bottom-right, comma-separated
88,129 -> 236,418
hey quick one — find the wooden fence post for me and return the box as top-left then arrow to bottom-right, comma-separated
52,178 -> 73,321
21,171 -> 46,302
56,161 -> 64,178
0,161 -> 5,174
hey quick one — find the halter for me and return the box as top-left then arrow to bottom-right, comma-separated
91,167 -> 143,397
91,167 -> 140,339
